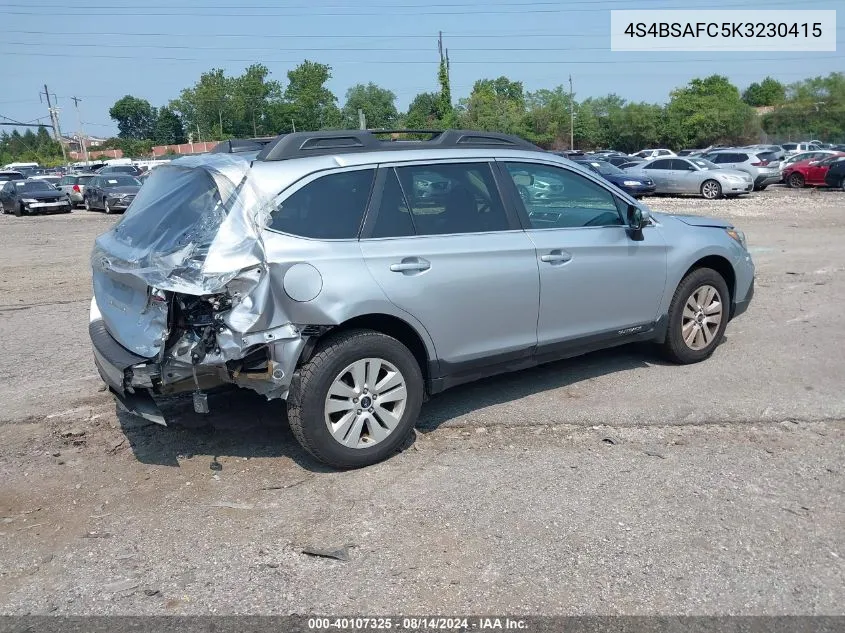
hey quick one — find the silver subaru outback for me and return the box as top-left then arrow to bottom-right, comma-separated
89,130 -> 755,468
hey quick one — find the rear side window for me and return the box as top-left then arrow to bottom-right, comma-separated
644,159 -> 673,170
392,162 -> 509,236
269,169 -> 375,239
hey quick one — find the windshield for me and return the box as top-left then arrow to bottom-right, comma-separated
690,159 -> 718,170
592,161 -> 624,176
16,180 -> 54,192
102,176 -> 141,187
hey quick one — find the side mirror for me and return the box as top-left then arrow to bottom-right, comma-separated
627,204 -> 648,230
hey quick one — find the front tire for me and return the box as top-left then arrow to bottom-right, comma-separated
661,268 -> 730,364
14,203 -> 26,217
788,173 -> 805,188
287,329 -> 424,469
84,197 -> 91,211
700,179 -> 722,200
103,200 -> 112,214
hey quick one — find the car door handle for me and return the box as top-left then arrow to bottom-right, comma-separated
540,250 -> 572,264
390,257 -> 431,273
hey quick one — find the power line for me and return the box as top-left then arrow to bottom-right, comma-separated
0,0 -> 815,16
1,50 -> 839,64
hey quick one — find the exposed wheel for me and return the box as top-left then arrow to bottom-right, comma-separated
103,200 -> 112,214
287,329 -> 424,469
661,268 -> 730,364
700,179 -> 722,200
84,197 -> 91,211
788,172 -> 805,188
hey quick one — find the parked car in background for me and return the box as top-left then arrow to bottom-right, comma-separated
741,144 -> 786,161
782,154 -> 845,188
781,142 -> 821,156
779,150 -> 840,176
0,170 -> 25,183
0,179 -> 72,215
570,158 -> 656,198
822,157 -> 845,190
88,129 -> 755,468
605,155 -> 640,168
699,149 -> 782,190
625,157 -> 753,199
97,164 -> 143,177
58,173 -> 96,207
633,148 -> 676,159
83,174 -> 141,213
30,174 -> 63,187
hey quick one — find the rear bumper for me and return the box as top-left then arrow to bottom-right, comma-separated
754,173 -> 781,187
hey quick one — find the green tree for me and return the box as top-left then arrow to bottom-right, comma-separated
458,77 -> 526,135
341,83 -> 398,129
283,60 -> 341,132
438,52 -> 456,128
101,137 -> 154,158
762,72 -> 845,141
522,87 -> 572,148
153,107 -> 186,145
109,95 -> 157,140
170,68 -> 232,141
742,77 -> 786,107
664,75 -> 757,148
404,92 -> 442,129
230,63 -> 284,137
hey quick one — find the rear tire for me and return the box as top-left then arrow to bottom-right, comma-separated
661,268 -> 730,365
700,179 -> 722,200
788,173 -> 805,188
287,329 -> 424,469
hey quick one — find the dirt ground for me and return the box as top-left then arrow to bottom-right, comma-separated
0,186 -> 843,615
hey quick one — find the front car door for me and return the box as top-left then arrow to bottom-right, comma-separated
669,158 -> 699,192
359,160 -> 540,378
805,156 -> 838,184
640,158 -> 674,191
498,160 -> 668,353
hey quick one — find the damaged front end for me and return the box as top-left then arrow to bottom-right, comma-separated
88,153 -> 312,423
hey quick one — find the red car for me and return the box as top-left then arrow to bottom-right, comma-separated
783,152 -> 845,188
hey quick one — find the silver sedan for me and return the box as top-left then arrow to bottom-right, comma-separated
625,157 -> 753,199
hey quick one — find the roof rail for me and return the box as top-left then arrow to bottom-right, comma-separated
255,129 -> 540,161
210,137 -> 278,154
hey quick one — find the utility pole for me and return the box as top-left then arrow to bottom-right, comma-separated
71,96 -> 90,165
569,74 -> 575,150
40,84 -> 68,164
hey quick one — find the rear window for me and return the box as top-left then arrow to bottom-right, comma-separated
269,169 -> 375,239
756,152 -> 779,162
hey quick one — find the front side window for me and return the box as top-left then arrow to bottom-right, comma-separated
504,162 -> 623,229
671,159 -> 695,171
393,162 -> 509,236
269,169 -> 375,239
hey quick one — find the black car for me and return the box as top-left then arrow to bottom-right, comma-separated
823,157 -> 845,190
571,158 -> 656,198
83,174 -> 141,213
0,170 -> 26,183
97,164 -> 143,177
605,155 -> 639,168
0,179 -> 72,216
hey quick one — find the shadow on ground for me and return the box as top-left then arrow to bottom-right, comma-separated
117,342 -> 669,472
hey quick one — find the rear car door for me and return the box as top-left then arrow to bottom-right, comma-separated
640,158 -> 674,191
359,161 -> 540,375
499,160 -> 668,351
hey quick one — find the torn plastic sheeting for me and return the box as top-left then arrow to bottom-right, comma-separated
93,153 -> 272,295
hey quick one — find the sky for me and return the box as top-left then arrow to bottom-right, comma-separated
0,0 -> 842,138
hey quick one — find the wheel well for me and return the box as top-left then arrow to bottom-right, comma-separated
683,256 -> 736,310
311,314 -> 430,382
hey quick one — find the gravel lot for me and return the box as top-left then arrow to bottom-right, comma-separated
0,186 -> 843,615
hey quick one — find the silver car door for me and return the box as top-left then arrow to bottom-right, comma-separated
359,162 -> 540,375
640,158 -> 673,191
500,160 -> 668,347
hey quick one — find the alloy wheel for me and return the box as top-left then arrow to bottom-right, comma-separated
681,285 -> 723,351
701,181 -> 720,199
324,358 -> 408,449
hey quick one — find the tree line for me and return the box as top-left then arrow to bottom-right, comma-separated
3,63 -> 843,166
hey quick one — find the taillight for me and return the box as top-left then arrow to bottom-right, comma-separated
72,184 -> 81,192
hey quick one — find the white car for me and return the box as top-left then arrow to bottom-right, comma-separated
634,148 -> 676,160
781,142 -> 821,156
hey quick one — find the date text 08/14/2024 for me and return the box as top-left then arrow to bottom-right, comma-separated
307,617 -> 529,630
